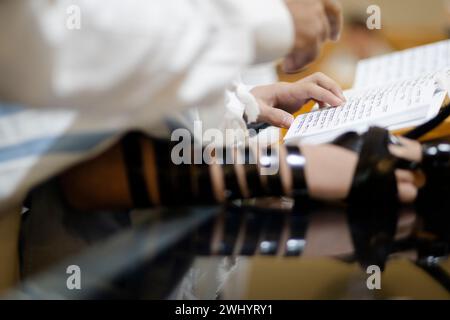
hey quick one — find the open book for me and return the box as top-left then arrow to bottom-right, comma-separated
284,40 -> 450,145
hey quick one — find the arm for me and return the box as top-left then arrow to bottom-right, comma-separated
59,133 -> 421,211
0,0 -> 293,128
0,0 -> 343,129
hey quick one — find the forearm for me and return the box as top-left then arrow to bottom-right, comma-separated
60,133 -> 308,211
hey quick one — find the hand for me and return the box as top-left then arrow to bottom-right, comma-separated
251,72 -> 346,128
283,0 -> 343,73
301,138 -> 423,203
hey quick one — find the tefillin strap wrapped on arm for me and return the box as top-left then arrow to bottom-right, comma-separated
403,102 -> 450,243
60,132 -> 310,210
345,127 -> 399,271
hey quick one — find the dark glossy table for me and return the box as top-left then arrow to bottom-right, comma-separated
3,198 -> 450,300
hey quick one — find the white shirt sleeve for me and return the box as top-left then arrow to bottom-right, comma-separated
0,0 -> 293,135
0,0 -> 295,210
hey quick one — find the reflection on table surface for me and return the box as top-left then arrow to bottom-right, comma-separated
5,198 -> 450,300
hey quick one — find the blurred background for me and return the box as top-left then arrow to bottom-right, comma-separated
279,0 -> 450,88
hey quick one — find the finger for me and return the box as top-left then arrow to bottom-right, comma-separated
305,83 -> 344,106
323,0 -> 343,41
319,8 -> 331,42
282,53 -> 301,74
259,107 -> 295,129
318,101 -> 327,108
396,169 -> 426,188
396,137 -> 423,162
389,139 -> 422,162
310,72 -> 346,101
282,45 -> 319,74
397,182 -> 418,204
395,170 -> 415,184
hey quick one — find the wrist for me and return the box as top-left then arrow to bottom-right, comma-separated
251,82 -> 288,109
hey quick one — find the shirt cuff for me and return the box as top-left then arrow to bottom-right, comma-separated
239,0 -> 295,64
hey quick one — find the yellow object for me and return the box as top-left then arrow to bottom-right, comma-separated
224,257 -> 450,300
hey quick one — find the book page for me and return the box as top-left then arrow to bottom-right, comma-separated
284,76 -> 439,144
354,40 -> 450,89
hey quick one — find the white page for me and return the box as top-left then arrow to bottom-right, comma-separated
284,76 -> 440,144
354,40 -> 450,89
388,89 -> 447,130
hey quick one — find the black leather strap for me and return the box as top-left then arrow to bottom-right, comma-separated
332,131 -> 364,153
152,139 -> 174,205
347,127 -> 399,270
121,133 -> 152,208
286,146 -> 308,199
332,130 -> 420,170
404,103 -> 450,140
242,147 -> 265,198
260,147 -> 283,196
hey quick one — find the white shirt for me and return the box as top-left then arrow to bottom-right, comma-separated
0,0 -> 294,210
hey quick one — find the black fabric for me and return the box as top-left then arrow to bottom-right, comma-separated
121,133 -> 152,208
347,127 -> 399,270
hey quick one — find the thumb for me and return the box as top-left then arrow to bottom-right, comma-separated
259,107 -> 295,129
